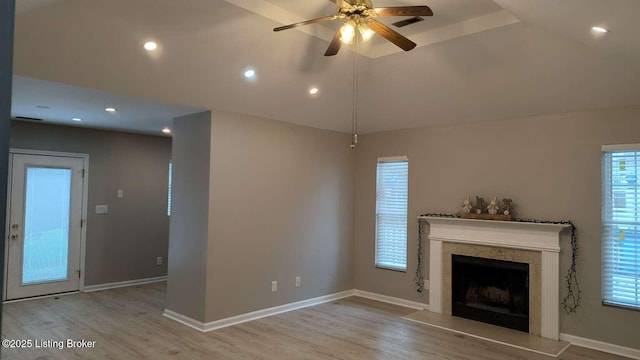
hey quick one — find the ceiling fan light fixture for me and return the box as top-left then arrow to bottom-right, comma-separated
273,2 -> 432,55
340,21 -> 356,44
358,21 -> 375,42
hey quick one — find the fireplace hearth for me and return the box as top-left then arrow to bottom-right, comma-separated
452,254 -> 529,332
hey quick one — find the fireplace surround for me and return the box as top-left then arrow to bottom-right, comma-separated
420,216 -> 569,340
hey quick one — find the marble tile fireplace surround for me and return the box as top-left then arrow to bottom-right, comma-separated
421,216 -> 570,340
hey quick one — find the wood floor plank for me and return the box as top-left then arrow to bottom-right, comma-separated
0,282 -> 634,359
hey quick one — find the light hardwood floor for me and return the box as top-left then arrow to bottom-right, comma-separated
1,282 -> 632,359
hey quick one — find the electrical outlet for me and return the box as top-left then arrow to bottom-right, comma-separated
95,205 -> 109,214
271,281 -> 278,292
156,257 -> 163,266
295,276 -> 301,288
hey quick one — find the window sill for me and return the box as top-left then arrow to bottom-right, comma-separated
603,301 -> 640,312
376,265 -> 407,273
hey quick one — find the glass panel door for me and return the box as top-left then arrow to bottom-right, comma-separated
22,167 -> 72,284
6,153 -> 85,300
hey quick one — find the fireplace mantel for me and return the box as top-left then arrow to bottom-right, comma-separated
422,216 -> 568,252
420,216 -> 570,340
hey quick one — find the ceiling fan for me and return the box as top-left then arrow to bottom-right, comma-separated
273,0 -> 433,56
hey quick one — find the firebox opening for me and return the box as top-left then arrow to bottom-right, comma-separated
452,255 -> 529,332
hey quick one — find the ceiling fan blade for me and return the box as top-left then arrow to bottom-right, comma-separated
374,6 -> 433,17
274,15 -> 336,32
324,29 -> 342,56
368,19 -> 417,51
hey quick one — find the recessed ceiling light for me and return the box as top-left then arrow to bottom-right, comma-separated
36,105 -> 50,109
592,26 -> 608,33
72,118 -> 82,122
105,107 -> 117,112
243,69 -> 256,79
144,41 -> 158,51
162,127 -> 171,134
309,87 -> 319,95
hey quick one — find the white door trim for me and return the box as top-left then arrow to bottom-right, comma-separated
3,148 -> 89,300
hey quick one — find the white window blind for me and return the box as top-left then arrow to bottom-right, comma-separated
375,157 -> 408,271
602,145 -> 640,309
167,160 -> 173,217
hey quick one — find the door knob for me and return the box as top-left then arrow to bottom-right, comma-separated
10,234 -> 18,240
11,224 -> 18,230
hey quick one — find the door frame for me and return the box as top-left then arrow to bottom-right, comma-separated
3,148 -> 89,300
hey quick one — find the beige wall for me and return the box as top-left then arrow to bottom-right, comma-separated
9,120 -> 171,286
204,111 -> 355,322
166,112 -> 211,321
354,106 -> 640,349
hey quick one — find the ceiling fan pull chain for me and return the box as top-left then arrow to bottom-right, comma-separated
351,35 -> 359,149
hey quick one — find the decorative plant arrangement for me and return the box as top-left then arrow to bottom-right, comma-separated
459,196 -> 514,221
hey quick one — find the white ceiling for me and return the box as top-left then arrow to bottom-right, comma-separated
11,76 -> 202,135
11,0 -> 640,134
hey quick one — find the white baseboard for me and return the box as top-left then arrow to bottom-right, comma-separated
83,276 -> 167,292
353,289 -> 428,310
163,309 -> 206,332
560,333 -> 640,360
164,289 -> 355,332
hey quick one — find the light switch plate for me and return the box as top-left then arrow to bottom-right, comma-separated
95,205 -> 109,214
117,190 -> 124,198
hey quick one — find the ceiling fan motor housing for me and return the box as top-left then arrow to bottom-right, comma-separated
347,0 -> 373,9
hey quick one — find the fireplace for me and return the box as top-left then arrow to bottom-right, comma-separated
452,255 -> 529,332
422,216 -> 570,340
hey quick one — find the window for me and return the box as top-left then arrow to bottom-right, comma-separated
375,156 -> 408,271
602,144 -> 640,309
167,160 -> 173,216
